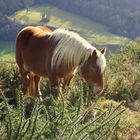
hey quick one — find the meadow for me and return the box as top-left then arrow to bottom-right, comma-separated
11,4 -> 128,46
0,40 -> 140,140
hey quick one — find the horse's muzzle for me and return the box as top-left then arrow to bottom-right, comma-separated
93,85 -> 104,96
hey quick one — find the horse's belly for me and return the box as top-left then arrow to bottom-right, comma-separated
24,61 -> 48,77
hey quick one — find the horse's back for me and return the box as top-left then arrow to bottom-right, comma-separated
37,26 -> 52,32
16,26 -> 52,48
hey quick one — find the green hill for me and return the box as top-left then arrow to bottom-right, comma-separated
11,4 -> 128,45
0,4 -> 129,61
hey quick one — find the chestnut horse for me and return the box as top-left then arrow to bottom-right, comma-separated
16,26 -> 106,101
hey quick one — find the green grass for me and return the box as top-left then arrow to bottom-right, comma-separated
0,41 -> 15,61
11,4 -> 129,45
12,10 -> 42,25
0,53 -> 140,139
0,37 -> 140,140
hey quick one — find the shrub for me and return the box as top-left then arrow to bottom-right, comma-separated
105,40 -> 140,107
0,91 -> 124,140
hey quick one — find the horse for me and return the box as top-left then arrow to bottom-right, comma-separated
16,26 -> 106,101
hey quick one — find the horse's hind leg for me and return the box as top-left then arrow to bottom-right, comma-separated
34,75 -> 43,101
28,72 -> 34,96
16,48 -> 30,95
19,66 -> 30,93
18,68 -> 42,101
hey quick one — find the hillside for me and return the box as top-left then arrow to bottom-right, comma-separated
11,4 -> 128,46
43,0 -> 140,38
0,4 -> 129,61
1,0 -> 140,39
0,40 -> 140,140
0,41 -> 15,61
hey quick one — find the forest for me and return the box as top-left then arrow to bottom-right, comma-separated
44,0 -> 140,38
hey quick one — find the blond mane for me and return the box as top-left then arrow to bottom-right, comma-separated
51,29 -> 106,72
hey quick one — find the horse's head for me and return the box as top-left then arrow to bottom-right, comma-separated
81,48 -> 106,95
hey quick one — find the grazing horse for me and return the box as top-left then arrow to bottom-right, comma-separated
16,26 -> 106,101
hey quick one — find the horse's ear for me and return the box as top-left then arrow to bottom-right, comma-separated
100,48 -> 106,55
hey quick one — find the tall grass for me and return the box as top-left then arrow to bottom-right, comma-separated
0,64 -> 125,140
0,91 -> 125,140
105,40 -> 140,108
0,40 -> 140,139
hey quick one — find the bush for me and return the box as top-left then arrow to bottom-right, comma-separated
105,40 -> 140,108
0,63 -> 125,140
0,91 -> 125,140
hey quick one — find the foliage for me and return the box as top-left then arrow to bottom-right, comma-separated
0,0 -> 31,14
105,40 -> 140,109
0,64 -> 125,140
0,41 -> 140,139
0,91 -> 124,140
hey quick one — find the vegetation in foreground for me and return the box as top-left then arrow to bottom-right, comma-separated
0,41 -> 140,140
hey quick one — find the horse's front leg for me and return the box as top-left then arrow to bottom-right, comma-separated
59,73 -> 74,93
64,73 -> 74,87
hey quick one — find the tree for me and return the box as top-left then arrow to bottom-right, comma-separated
23,0 -> 34,14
